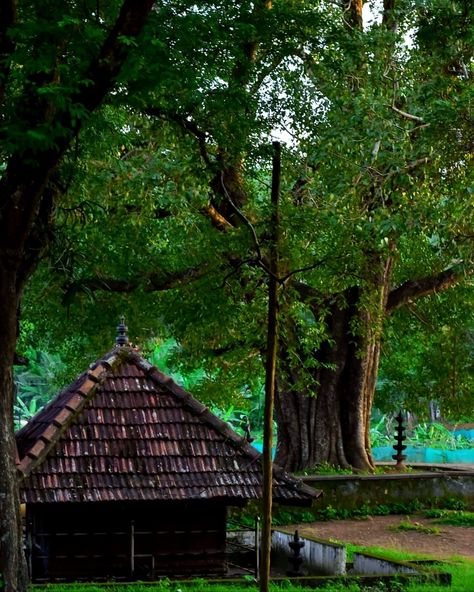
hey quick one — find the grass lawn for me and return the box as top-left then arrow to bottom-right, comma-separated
28,552 -> 474,592
346,545 -> 474,591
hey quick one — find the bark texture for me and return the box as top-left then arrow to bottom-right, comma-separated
275,259 -> 393,472
275,264 -> 464,472
0,3 -> 157,588
0,267 -> 28,591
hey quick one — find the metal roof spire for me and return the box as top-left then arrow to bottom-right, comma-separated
116,316 -> 129,346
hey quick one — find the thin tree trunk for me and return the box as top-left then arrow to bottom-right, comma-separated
260,142 -> 280,592
0,267 -> 28,591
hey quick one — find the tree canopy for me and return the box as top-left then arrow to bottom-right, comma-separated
1,0 -> 473,587
19,0 -> 474,450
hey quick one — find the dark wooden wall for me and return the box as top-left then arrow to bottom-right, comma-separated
27,500 -> 227,582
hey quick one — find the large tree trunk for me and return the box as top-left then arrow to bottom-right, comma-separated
0,266 -> 28,591
0,5 -> 156,587
275,260 -> 393,472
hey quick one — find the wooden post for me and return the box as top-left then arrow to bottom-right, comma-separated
130,520 -> 135,578
255,515 -> 260,580
260,141 -> 281,592
25,510 -> 33,580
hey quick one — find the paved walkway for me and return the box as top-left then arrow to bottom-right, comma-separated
377,461 -> 474,473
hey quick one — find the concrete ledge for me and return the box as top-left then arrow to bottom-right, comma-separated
273,530 -> 451,586
353,551 -> 419,575
272,530 -> 346,575
226,527 -> 451,587
300,469 -> 474,509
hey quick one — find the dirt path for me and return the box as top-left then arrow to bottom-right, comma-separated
290,515 -> 474,560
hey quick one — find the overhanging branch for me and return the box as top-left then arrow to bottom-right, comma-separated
291,280 -> 326,306
0,0 -> 156,251
77,0 -> 156,114
389,104 -> 426,124
61,264 -> 208,306
201,204 -> 234,231
145,106 -> 214,168
386,266 -> 470,313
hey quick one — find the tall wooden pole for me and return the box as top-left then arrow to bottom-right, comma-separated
260,141 -> 281,592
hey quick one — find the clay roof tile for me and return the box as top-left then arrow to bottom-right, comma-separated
16,346 -> 319,505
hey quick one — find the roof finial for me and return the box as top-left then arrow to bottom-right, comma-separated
116,315 -> 129,346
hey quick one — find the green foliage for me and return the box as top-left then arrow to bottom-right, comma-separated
261,498 -> 471,528
377,289 -> 474,419
390,519 -> 440,535
439,498 -> 467,511
13,347 -> 65,430
231,500 -> 428,528
370,415 -> 473,451
147,338 -> 207,391
409,423 -> 472,450
309,501 -> 425,523
12,0 -> 474,473
271,508 -> 319,526
424,510 -> 474,527
370,415 -> 394,448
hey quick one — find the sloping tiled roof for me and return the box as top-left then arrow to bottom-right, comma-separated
16,346 -> 318,504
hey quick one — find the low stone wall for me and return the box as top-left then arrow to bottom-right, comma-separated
300,468 -> 474,510
272,530 -> 447,583
272,530 -> 346,575
227,528 -> 450,585
352,552 -> 419,575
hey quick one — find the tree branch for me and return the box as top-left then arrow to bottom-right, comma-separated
344,0 -> 363,31
386,266 -> 470,313
382,0 -> 397,32
280,256 -> 335,283
201,204 -> 234,231
231,0 -> 272,86
383,156 -> 431,185
389,104 -> 426,124
0,0 -> 156,253
77,0 -> 156,114
249,54 -> 285,94
217,170 -> 276,278
145,107 -> 214,168
290,280 -> 326,305
61,264 -> 208,306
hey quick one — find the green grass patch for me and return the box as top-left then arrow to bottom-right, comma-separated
24,582 -> 428,592
28,582 -> 381,592
296,463 -> 354,477
389,519 -> 441,535
27,553 -> 474,591
405,558 -> 474,592
344,545 -> 474,592
424,509 -> 474,527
